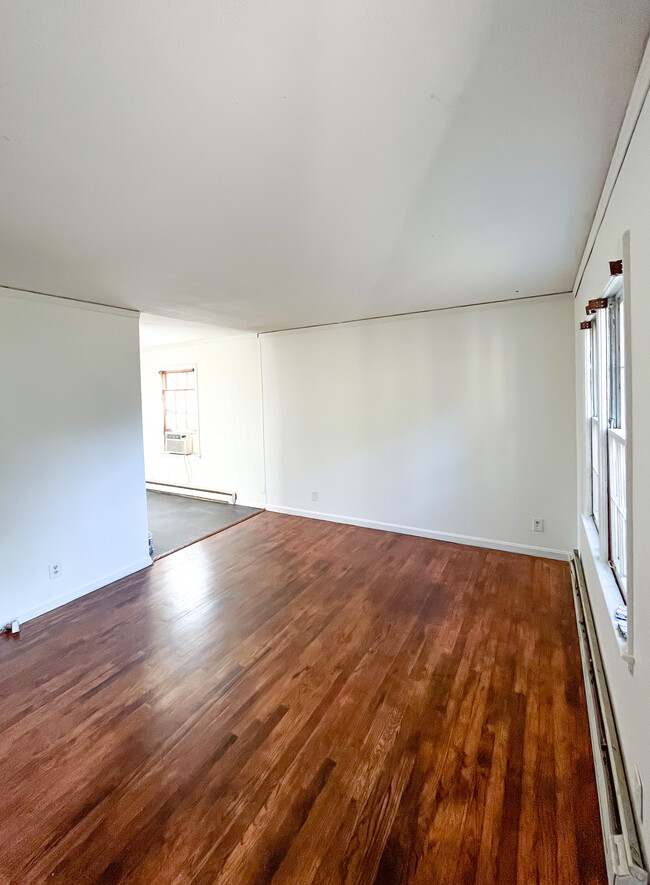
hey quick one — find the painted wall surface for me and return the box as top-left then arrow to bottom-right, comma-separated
140,337 -> 265,508
261,294 -> 577,556
0,290 -> 150,626
574,83 -> 650,855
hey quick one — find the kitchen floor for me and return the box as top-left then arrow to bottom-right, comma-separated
146,489 -> 261,558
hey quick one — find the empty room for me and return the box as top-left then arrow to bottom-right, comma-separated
1,2 -> 649,884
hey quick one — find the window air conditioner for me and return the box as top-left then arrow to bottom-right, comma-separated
164,432 -> 193,455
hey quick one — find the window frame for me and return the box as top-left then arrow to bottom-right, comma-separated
583,273 -> 626,595
159,365 -> 200,454
581,234 -> 634,667
606,288 -> 626,595
585,319 -> 600,527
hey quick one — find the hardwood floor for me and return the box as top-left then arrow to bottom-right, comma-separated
0,512 -> 606,884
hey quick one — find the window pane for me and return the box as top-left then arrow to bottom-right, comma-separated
608,298 -> 624,430
618,301 -> 625,430
608,431 -> 627,597
591,418 -> 599,528
589,321 -> 598,417
162,370 -> 198,437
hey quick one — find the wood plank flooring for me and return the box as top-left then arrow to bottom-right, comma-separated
0,512 -> 607,884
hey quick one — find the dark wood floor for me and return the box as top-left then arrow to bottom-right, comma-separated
0,512 -> 606,884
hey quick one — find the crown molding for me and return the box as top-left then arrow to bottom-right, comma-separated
573,36 -> 650,299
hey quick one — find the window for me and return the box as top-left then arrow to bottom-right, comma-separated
160,368 -> 199,445
586,320 -> 600,527
606,292 -> 626,593
583,270 -> 627,597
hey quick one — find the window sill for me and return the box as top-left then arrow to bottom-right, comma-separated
581,514 -> 633,668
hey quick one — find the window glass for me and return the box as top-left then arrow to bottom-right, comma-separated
161,369 -> 199,437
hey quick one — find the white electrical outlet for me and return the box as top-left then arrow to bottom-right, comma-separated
310,491 -> 318,502
532,518 -> 544,533
49,562 -> 62,580
634,766 -> 643,823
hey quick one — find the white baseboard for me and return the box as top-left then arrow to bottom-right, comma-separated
146,481 -> 235,504
266,505 -> 571,561
3,557 -> 152,628
145,482 -> 264,511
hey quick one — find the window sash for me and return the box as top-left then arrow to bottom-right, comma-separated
605,293 -> 626,596
590,416 -> 600,529
586,321 -> 600,526
608,429 -> 627,596
161,369 -> 199,434
586,284 -> 627,598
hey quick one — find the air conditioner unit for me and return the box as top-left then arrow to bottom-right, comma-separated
164,432 -> 193,455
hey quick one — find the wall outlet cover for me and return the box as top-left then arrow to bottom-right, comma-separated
49,562 -> 62,580
532,518 -> 544,533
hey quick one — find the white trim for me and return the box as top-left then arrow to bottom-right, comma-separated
622,229 -> 634,661
259,292 -> 573,338
603,273 -> 624,302
0,285 -> 138,318
145,482 -> 264,510
146,481 -> 235,504
581,514 -> 632,667
2,557 -> 152,628
570,553 -> 647,883
573,38 -> 650,299
583,322 -> 595,517
608,426 -> 627,446
267,505 -> 571,560
596,306 -> 610,564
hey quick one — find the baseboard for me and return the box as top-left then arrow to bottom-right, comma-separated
570,553 -> 648,883
146,482 -> 235,504
4,557 -> 153,627
266,505 -> 571,560
145,482 -> 264,511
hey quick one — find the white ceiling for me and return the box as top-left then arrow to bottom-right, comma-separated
1,2 -> 649,332
139,313 -> 251,348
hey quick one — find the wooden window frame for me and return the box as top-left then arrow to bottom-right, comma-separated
160,367 -> 200,452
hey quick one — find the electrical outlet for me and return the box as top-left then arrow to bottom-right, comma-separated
310,491 -> 318,502
532,518 -> 544,533
634,766 -> 643,823
49,562 -> 62,580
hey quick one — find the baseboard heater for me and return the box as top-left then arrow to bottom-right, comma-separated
570,551 -> 647,885
146,482 -> 236,505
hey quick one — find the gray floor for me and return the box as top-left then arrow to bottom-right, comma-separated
147,490 -> 261,559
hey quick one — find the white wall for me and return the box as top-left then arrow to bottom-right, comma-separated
140,337 -> 265,508
0,289 -> 150,626
574,75 -> 650,854
261,294 -> 577,556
